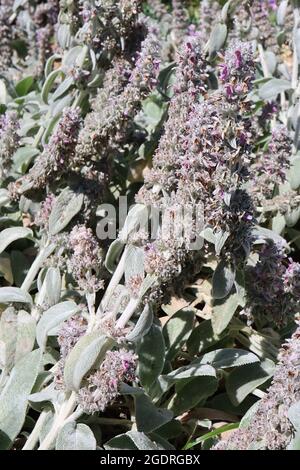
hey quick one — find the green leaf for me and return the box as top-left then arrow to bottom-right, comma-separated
104,239 -> 124,273
64,333 -> 115,391
211,292 -> 241,335
0,287 -> 32,305
163,308 -> 194,362
36,301 -> 80,349
134,394 -> 173,433
52,76 -> 74,102
29,383 -> 59,410
49,188 -> 84,235
41,69 -> 65,105
258,78 -> 291,101
62,46 -> 84,70
212,260 -> 235,300
187,319 -> 222,355
195,349 -> 259,369
0,349 -> 41,449
156,364 -> 217,397
126,304 -> 153,342
183,422 -> 239,450
137,323 -> 165,390
169,375 -> 218,415
13,147 -> 39,173
0,227 -> 32,255
56,422 -> 96,450
104,431 -> 166,450
45,53 -> 61,77
15,76 -> 34,97
226,358 -> 275,406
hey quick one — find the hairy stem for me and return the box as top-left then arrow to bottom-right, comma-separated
23,409 -> 52,450
38,392 -> 77,450
21,243 -> 56,293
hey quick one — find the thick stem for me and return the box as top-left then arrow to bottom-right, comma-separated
258,44 -> 270,78
116,297 -> 140,329
97,246 -> 128,315
23,410 -> 52,450
38,392 -> 77,450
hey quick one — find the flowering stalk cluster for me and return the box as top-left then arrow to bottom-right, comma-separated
170,0 -> 189,49
13,107 -> 82,195
0,111 -> 20,180
76,0 -> 143,59
75,32 -> 160,165
137,39 -> 256,299
67,224 -> 104,293
55,314 -> 88,389
198,0 -> 221,44
77,348 -> 137,414
213,323 -> 300,450
249,125 -> 293,213
243,241 -> 300,327
0,1 -> 14,72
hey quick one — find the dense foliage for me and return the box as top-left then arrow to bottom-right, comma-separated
0,0 -> 300,451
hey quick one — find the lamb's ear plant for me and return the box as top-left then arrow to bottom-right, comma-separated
0,0 -> 300,451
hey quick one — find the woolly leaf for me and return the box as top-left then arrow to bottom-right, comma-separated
163,308 -> 194,362
226,358 -> 275,406
208,23 -> 227,56
104,239 -> 124,273
36,301 -> 80,349
36,267 -> 61,308
56,422 -> 96,450
169,375 -> 218,415
0,287 -> 32,305
0,227 -> 32,256
126,304 -> 153,342
64,332 -> 115,391
49,188 -> 84,235
212,292 -> 241,335
212,260 -> 235,300
187,319 -> 223,355
0,349 -> 41,449
0,309 -> 35,372
41,69 -> 65,105
105,431 -> 166,450
134,394 -> 173,433
137,323 -> 165,390
119,204 -> 148,243
195,349 -> 260,369
258,78 -> 291,100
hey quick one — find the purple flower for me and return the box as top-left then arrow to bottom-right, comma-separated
77,349 -> 137,413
